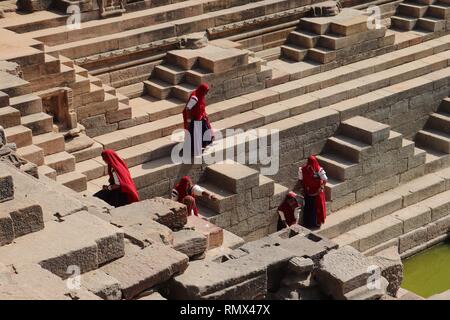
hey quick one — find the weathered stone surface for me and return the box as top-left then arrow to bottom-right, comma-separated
173,229 -> 207,259
101,242 -> 189,300
0,263 -> 99,300
0,174 -> 13,203
287,257 -> 314,275
0,211 -> 124,279
344,276 -> 388,300
122,220 -> 173,248
168,259 -> 267,300
187,215 -> 223,250
110,197 -> 187,230
82,270 -> 122,300
367,246 -> 403,297
315,246 -> 373,299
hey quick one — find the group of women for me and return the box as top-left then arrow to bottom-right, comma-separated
94,83 -> 328,230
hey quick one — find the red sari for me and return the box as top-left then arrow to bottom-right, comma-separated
101,149 -> 139,204
277,192 -> 300,228
174,176 -> 199,216
301,155 -> 327,226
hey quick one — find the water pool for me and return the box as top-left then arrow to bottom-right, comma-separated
402,239 -> 450,298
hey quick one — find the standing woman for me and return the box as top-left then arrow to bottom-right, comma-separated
183,83 -> 214,156
277,192 -> 301,230
171,176 -> 217,216
298,155 -> 327,228
94,149 -> 139,207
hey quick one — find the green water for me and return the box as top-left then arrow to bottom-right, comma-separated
402,240 -> 450,298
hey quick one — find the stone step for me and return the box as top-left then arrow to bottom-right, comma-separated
21,112 -> 53,135
288,30 -> 320,48
71,74 -> 91,96
0,91 -> 9,108
324,135 -> 371,163
73,83 -> 105,107
397,3 -> 429,18
71,141 -> 103,163
99,242 -> 188,300
307,46 -> 336,64
32,132 -> 65,156
0,211 -> 125,278
94,114 -> 182,150
130,97 -> 184,122
427,112 -> 450,133
416,16 -> 446,32
205,162 -> 259,194
299,16 -> 331,35
391,15 -> 418,31
0,106 -> 21,129
280,44 -> 308,62
75,158 -> 107,181
0,200 -> 44,246
153,64 -> 186,85
45,0 -> 298,59
143,79 -> 173,99
171,83 -> 196,101
91,53 -> 450,179
416,129 -> 450,153
4,125 -> 33,148
427,2 -> 450,19
196,181 -> 237,214
440,97 -> 450,113
44,151 -> 76,175
56,171 -> 88,192
28,64 -> 76,93
316,153 -> 360,181
341,116 -> 391,145
16,144 -> 45,166
329,14 -> 369,36
0,71 -> 30,98
322,169 -> 449,250
9,93 -> 43,116
37,165 -> 57,180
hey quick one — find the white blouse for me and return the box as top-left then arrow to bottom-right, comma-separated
170,184 -> 204,202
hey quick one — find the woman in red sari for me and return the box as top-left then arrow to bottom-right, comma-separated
94,149 -> 139,207
171,176 -> 217,216
183,83 -> 214,156
277,192 -> 301,230
298,155 -> 327,228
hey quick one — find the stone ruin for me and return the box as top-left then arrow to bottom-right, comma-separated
0,0 -> 450,300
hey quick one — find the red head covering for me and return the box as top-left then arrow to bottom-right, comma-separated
278,192 -> 299,227
183,83 -> 209,129
102,149 -> 139,204
174,176 -> 198,216
307,155 -> 321,171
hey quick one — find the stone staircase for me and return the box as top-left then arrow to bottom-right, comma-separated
194,162 -> 289,240
0,161 -> 208,300
415,97 -> 450,168
79,34 -> 450,196
281,8 -> 394,64
391,0 -> 450,32
319,166 -> 450,257
0,31 -> 135,192
317,116 -> 429,212
144,41 -> 271,103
